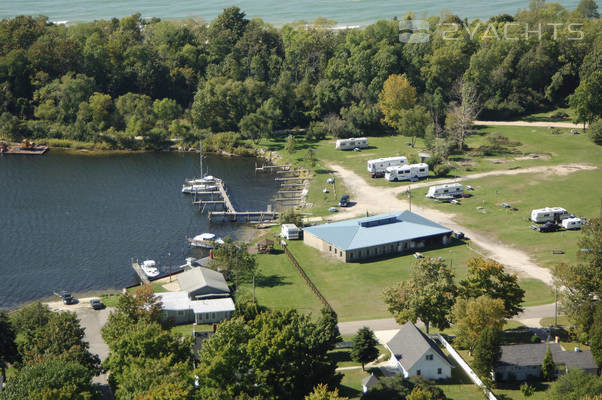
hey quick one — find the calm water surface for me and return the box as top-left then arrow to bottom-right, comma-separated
0,0 -> 581,25
0,151 -> 279,309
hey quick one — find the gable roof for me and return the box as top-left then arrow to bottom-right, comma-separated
362,373 -> 379,389
386,322 -> 453,371
498,343 -> 597,370
303,211 -> 452,251
156,292 -> 235,314
177,267 -> 229,295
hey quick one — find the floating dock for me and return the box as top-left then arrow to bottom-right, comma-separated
131,261 -> 150,285
0,144 -> 48,155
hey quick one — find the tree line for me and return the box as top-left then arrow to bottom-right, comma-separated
0,1 -> 601,151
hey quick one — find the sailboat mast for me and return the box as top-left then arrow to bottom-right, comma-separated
199,139 -> 203,178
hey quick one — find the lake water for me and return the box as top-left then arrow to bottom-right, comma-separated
1,0 -> 581,26
0,151 -> 279,309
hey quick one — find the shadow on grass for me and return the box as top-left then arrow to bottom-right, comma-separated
339,385 -> 362,399
328,348 -> 354,364
314,168 -> 335,175
353,239 -> 468,264
255,274 -> 291,288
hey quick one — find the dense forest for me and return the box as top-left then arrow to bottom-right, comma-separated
0,1 -> 600,151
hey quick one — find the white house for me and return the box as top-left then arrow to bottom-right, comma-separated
156,291 -> 235,325
335,137 -> 369,150
385,322 -> 453,380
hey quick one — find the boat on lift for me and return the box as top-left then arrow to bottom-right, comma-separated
140,260 -> 160,278
188,233 -> 224,249
181,183 -> 218,194
183,140 -> 218,192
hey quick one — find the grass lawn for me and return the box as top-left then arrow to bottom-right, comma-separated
100,293 -> 121,307
170,323 -> 214,337
127,281 -> 169,294
338,368 -> 367,399
410,169 -> 602,269
258,239 -> 553,322
519,107 -> 575,123
540,315 -> 570,327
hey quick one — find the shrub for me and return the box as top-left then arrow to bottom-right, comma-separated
433,163 -> 452,177
588,119 -> 602,145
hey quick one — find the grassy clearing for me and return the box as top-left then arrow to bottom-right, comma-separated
100,293 -> 121,307
169,323 -> 213,337
410,169 -> 602,269
249,239 -> 552,322
520,107 -> 576,123
540,315 -> 570,327
338,368 -> 367,399
127,282 -> 169,294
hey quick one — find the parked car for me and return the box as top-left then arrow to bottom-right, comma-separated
537,222 -> 559,233
61,291 -> 75,305
453,232 -> 465,240
328,207 -> 338,213
370,171 -> 385,178
90,299 -> 104,310
339,194 -> 350,207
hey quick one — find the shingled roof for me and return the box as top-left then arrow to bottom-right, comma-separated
386,322 -> 452,372
498,343 -> 597,370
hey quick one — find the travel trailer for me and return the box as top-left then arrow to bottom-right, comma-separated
425,183 -> 464,199
367,156 -> 408,173
562,218 -> 582,230
281,224 -> 301,239
384,163 -> 429,182
335,137 -> 369,150
530,207 -> 570,223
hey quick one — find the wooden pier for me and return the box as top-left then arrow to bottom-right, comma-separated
131,260 -> 150,284
208,210 -> 279,223
255,164 -> 292,173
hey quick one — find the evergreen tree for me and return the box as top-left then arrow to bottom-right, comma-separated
542,346 -> 556,381
0,310 -> 18,385
350,327 -> 379,371
472,326 -> 502,380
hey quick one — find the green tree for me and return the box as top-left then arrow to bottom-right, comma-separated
458,257 -> 525,318
547,369 -> 602,400
383,259 -> 457,333
407,387 -> 435,400
576,0 -> 600,18
212,242 -> 257,286
0,310 -> 18,384
350,327 -> 379,371
472,325 -> 502,380
569,52 -> 602,128
8,301 -> 51,334
452,295 -> 506,352
88,92 -> 112,131
589,302 -> 602,368
306,148 -> 316,167
0,357 -> 95,400
153,98 -> 182,122
520,382 -> 535,398
588,118 -> 602,145
195,310 -> 340,399
542,346 -> 556,381
553,218 -> 602,338
285,134 -> 297,154
305,384 -> 348,400
378,74 -> 417,134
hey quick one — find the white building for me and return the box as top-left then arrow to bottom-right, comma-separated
385,322 -> 453,380
335,137 -> 369,150
156,291 -> 235,325
425,183 -> 464,199
367,156 -> 408,173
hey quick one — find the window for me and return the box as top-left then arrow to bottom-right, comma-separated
426,354 -> 433,361
417,370 -> 421,376
212,313 -> 215,319
178,311 -> 184,316
438,368 -> 442,375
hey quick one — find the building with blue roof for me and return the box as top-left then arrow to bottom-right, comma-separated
303,210 -> 452,262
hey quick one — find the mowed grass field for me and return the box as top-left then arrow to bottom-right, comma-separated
242,237 -> 553,322
410,169 -> 602,268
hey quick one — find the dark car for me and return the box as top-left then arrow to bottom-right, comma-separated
371,172 -> 384,178
537,222 -> 558,233
339,194 -> 350,207
90,299 -> 104,310
61,291 -> 75,305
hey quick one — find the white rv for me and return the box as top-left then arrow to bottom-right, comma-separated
367,156 -> 408,173
281,224 -> 301,240
562,218 -> 582,230
425,183 -> 464,198
384,163 -> 429,182
530,207 -> 570,223
335,137 -> 369,150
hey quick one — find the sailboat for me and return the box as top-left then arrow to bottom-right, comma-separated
182,140 -> 218,193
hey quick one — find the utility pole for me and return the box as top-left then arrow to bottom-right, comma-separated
408,185 -> 412,212
252,274 -> 256,304
554,286 -> 558,326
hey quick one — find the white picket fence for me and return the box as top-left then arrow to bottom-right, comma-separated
433,334 -> 497,400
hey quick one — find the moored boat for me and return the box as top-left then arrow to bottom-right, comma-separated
141,260 -> 160,277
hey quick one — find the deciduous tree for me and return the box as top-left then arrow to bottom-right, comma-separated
383,259 -> 456,333
472,325 -> 502,380
305,384 -> 348,400
452,295 -> 506,352
0,310 -> 18,385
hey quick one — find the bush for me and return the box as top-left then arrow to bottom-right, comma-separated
530,334 -> 542,343
433,163 -> 452,177
588,119 -> 602,145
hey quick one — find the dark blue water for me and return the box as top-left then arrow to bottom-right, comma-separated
0,151 -> 279,309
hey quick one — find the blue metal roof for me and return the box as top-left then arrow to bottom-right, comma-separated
304,210 -> 452,251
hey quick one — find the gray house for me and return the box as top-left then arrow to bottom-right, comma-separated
385,322 -> 453,380
495,343 -> 598,381
177,267 -> 230,299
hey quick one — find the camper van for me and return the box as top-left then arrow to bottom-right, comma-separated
562,218 -> 582,230
335,137 -> 369,150
384,163 -> 429,182
367,156 -> 408,174
425,183 -> 464,199
281,224 -> 301,239
530,207 -> 570,223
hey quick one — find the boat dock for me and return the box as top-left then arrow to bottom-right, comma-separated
208,210 -> 280,223
131,260 -> 150,284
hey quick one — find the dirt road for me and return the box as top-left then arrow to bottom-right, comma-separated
474,120 -> 585,129
313,163 -> 596,286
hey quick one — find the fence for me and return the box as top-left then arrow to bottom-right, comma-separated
433,334 -> 497,400
282,243 -> 335,313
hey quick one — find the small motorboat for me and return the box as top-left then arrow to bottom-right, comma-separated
188,233 -> 223,249
141,260 -> 160,278
181,183 -> 218,194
